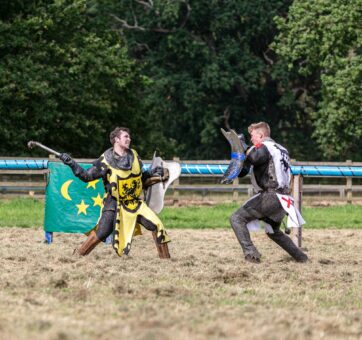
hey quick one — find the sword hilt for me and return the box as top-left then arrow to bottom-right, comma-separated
27,140 -> 37,149
27,140 -> 61,157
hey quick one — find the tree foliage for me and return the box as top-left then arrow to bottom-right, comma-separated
273,0 -> 362,159
107,0 -> 319,160
1,0 -> 359,161
0,0 -> 143,157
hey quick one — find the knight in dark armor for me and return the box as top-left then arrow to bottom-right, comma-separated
228,122 -> 308,263
59,127 -> 171,258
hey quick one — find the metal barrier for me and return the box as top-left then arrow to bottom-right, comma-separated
1,159 -> 362,176
1,159 -> 362,201
1,158 -> 362,247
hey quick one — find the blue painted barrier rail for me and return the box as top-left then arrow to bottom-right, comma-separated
1,160 -> 362,177
0,159 -> 48,170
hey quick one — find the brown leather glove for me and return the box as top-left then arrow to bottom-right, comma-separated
143,168 -> 169,188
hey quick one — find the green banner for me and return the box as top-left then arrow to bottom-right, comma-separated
44,162 -> 104,233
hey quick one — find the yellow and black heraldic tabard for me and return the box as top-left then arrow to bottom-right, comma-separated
100,149 -> 170,256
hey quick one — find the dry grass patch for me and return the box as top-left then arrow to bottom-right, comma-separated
0,227 -> 361,339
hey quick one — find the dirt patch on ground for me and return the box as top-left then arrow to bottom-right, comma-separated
0,228 -> 361,339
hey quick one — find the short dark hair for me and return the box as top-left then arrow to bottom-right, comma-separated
109,127 -> 130,145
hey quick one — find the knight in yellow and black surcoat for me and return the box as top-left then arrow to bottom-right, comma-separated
100,148 -> 170,255
59,128 -> 170,258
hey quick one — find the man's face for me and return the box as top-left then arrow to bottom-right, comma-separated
250,129 -> 264,146
115,131 -> 131,149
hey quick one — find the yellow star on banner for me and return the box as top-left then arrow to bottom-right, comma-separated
92,193 -> 103,208
87,179 -> 99,189
76,200 -> 89,215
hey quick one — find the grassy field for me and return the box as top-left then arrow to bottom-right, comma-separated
0,197 -> 44,227
0,197 -> 362,229
161,203 -> 362,229
0,228 -> 361,339
0,198 -> 361,339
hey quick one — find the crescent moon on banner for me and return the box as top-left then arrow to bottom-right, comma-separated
60,180 -> 73,201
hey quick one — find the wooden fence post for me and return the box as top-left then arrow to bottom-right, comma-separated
247,186 -> 254,198
292,174 -> 303,247
346,160 -> 353,204
172,157 -> 180,206
232,177 -> 239,202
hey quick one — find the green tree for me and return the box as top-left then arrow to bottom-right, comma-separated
107,0 -> 317,160
273,0 -> 362,160
0,0 -> 144,157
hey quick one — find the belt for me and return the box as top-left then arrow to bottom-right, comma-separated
264,187 -> 290,195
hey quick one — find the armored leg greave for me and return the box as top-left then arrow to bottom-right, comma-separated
137,215 -> 171,259
267,229 -> 308,262
152,232 -> 171,259
95,210 -> 116,241
73,230 -> 102,256
230,210 -> 261,261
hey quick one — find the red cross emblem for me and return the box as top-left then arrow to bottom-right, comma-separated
282,196 -> 293,208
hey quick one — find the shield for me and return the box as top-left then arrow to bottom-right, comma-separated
220,128 -> 246,184
145,153 -> 181,214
